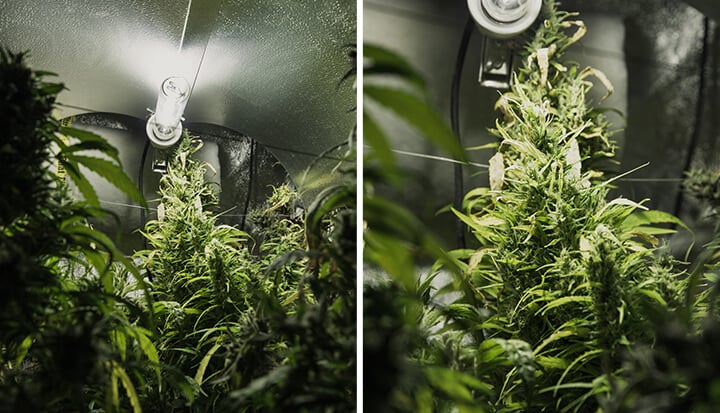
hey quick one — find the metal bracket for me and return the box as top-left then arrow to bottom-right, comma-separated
479,36 -> 514,89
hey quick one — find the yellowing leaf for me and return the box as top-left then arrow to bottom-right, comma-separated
565,138 -> 581,180
562,20 -> 587,46
195,342 -> 223,385
580,66 -> 613,101
537,48 -> 550,86
489,152 -> 505,191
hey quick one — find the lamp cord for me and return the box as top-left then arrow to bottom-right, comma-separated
138,138 -> 153,282
241,139 -> 256,231
451,17 -> 475,250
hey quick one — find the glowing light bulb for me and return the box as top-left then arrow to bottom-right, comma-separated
483,0 -> 528,23
467,0 -> 541,38
147,76 -> 190,149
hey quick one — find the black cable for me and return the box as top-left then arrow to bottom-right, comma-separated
241,139 -> 255,231
451,16 -> 475,250
672,16 -> 710,220
138,138 -> 153,282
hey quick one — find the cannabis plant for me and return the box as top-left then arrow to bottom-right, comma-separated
601,170 -> 720,413
221,174 -> 357,412
452,2 -> 688,411
222,91 -> 357,410
137,132 -> 356,411
364,41 -> 517,411
136,134 -> 264,410
0,47 -> 154,413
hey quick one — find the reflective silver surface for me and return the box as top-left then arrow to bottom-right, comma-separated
0,0 -> 355,183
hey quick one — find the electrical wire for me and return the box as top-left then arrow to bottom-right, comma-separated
672,16 -> 710,219
138,138 -> 153,282
388,147 -> 489,168
241,139 -> 255,231
451,16 -> 475,250
383,145 -> 682,183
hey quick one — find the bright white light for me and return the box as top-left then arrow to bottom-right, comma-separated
483,0 -> 528,23
147,76 -> 190,149
468,0 -> 541,38
154,77 -> 189,135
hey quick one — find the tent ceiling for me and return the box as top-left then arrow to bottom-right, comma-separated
0,0 -> 356,181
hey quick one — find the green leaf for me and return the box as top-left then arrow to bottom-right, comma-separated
365,85 -> 467,162
60,126 -> 121,164
364,44 -> 425,88
69,155 -> 146,207
112,362 -> 142,413
41,82 -> 64,95
224,365 -> 292,404
14,335 -> 33,366
364,112 -> 397,170
306,184 -> 354,236
60,157 -> 99,206
637,288 -> 667,307
195,342 -> 223,385
112,330 -> 127,362
425,366 -> 493,403
621,209 -> 690,233
539,296 -> 593,315
135,328 -> 159,366
108,368 -> 119,411
61,222 -> 115,252
554,349 -> 602,395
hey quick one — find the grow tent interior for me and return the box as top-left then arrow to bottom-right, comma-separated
365,0 -> 720,256
0,0 -> 355,252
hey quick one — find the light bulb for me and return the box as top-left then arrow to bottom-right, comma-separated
483,0 -> 528,23
467,0 -> 541,39
147,76 -> 190,149
152,77 -> 189,138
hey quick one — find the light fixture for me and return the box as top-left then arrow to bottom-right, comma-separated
467,0 -> 542,89
478,38 -> 516,89
146,76 -> 190,172
467,0 -> 542,39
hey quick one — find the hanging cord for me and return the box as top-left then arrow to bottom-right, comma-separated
672,16 -> 710,220
138,139 -> 153,282
451,17 -> 476,250
241,139 -> 255,231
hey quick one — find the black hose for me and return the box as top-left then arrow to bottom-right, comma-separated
451,17 -> 475,250
673,16 -> 710,220
138,138 -> 152,282
241,139 -> 255,231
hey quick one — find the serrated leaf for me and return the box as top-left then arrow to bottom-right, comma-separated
60,157 -> 99,206
69,155 -> 146,206
135,328 -> 159,366
112,330 -> 127,362
365,85 -> 467,162
60,126 -> 121,164
112,362 -> 142,413
621,210 -> 690,233
195,342 -> 222,385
